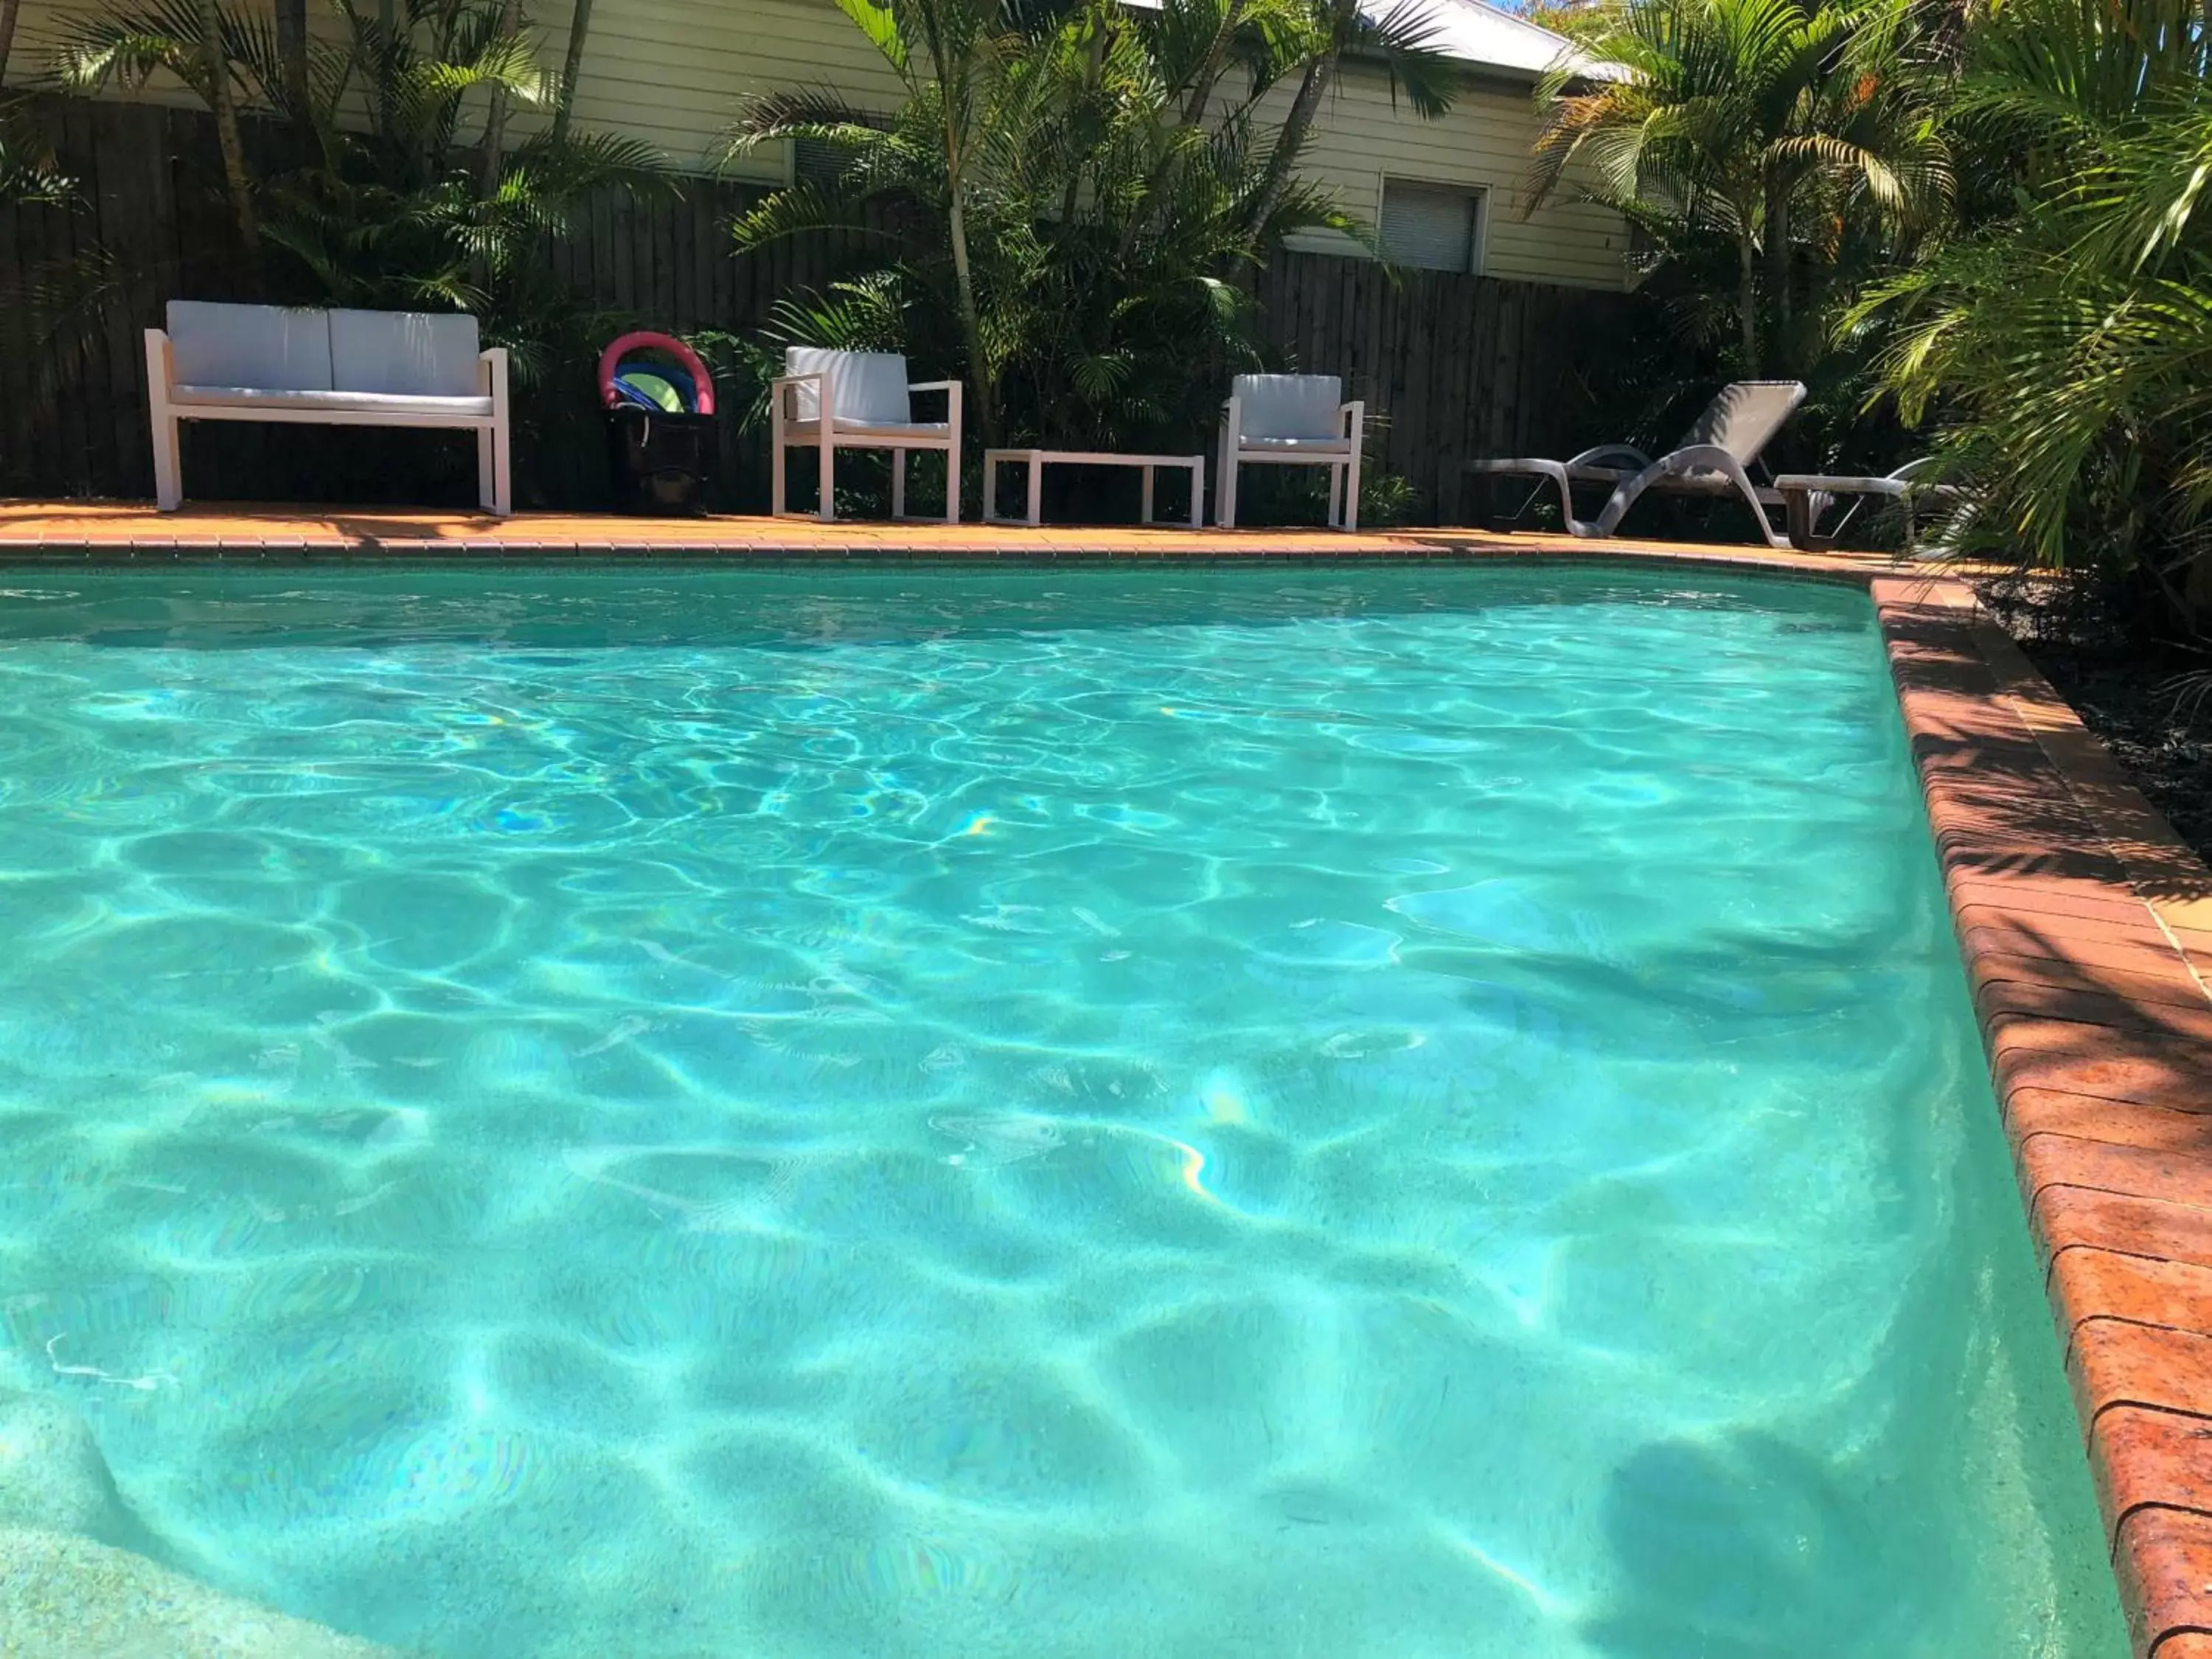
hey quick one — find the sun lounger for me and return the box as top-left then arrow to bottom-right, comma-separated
1464,380 -> 1806,548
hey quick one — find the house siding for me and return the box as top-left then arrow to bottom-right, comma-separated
5,0 -> 1630,290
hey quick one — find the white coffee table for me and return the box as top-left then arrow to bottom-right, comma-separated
984,448 -> 1207,529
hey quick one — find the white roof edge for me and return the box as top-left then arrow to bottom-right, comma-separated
1116,0 -> 1612,79
1378,0 -> 1592,78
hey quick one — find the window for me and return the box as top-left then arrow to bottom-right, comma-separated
1378,179 -> 1486,274
791,136 -> 843,186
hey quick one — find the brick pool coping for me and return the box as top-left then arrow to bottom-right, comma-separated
1873,580 -> 2212,1659
5,503 -> 2211,1654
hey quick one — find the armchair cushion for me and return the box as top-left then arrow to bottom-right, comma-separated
1238,434 -> 1357,454
784,418 -> 952,442
785,348 -> 914,426
1231,374 -> 1346,443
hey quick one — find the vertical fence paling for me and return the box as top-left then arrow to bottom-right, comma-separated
0,95 -> 1646,517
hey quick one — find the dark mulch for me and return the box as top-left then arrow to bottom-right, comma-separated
1980,580 -> 2212,866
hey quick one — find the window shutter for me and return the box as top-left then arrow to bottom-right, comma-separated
792,136 -> 842,185
1378,181 -> 1484,274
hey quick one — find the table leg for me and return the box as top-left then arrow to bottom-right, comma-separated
891,450 -> 908,518
1026,456 -> 1043,527
1141,466 -> 1155,525
1189,459 -> 1204,529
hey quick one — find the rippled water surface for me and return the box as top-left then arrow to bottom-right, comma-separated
0,564 -> 2125,1657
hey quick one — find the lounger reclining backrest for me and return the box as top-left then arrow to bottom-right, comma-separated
1231,374 -> 1344,442
1673,380 -> 1807,465
785,348 -> 912,426
167,301 -> 333,392
329,309 -> 481,397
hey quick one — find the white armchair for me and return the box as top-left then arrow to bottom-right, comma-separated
1216,373 -> 1364,531
770,347 -> 962,523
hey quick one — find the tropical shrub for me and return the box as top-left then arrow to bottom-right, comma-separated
720,0 -> 1453,453
1526,0 -> 1949,460
51,0 -> 665,383
1852,0 -> 2212,633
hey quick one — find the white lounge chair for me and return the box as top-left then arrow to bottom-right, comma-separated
145,301 -> 510,515
770,348 -> 963,523
1216,374 -> 1365,532
1465,380 -> 1806,549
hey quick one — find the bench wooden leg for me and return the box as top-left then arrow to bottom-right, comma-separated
817,436 -> 835,523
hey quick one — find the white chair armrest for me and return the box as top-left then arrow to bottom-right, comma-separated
1340,400 -> 1365,438
907,379 -> 961,417
771,372 -> 827,417
145,329 -> 175,399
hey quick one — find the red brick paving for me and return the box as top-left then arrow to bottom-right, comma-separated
7,502 -> 2212,1655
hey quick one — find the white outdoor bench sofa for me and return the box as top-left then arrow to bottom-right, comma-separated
145,300 -> 512,515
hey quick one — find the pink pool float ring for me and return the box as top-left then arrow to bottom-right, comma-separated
597,331 -> 715,415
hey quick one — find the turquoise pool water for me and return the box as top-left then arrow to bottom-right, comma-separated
0,564 -> 2124,1657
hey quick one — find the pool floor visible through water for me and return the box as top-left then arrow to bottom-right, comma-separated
0,565 -> 2126,1657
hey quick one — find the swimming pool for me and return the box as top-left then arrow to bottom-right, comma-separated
0,563 -> 2126,1656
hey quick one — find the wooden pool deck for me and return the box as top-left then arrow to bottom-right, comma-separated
3,498 -> 2209,1657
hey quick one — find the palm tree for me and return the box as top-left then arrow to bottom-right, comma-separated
551,0 -> 591,140
724,0 -> 1050,447
275,0 -> 307,114
0,0 -> 25,85
254,0 -> 661,362
1854,0 -> 2212,625
1528,0 -> 1947,376
725,0 -> 1388,450
54,0 -> 281,252
1244,0 -> 1456,244
476,0 -> 526,195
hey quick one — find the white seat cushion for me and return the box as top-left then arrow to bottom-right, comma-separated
784,417 -> 952,443
1231,374 -> 1344,442
1238,435 -> 1356,454
785,348 -> 914,426
167,301 -> 333,392
329,309 -> 482,397
170,385 -> 495,419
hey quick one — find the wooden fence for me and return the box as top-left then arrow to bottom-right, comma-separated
0,94 -> 1651,521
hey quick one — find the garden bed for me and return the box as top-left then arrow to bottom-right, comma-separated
2011,636 -> 2211,866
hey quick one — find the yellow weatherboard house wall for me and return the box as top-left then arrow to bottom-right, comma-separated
7,0 -> 1630,291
